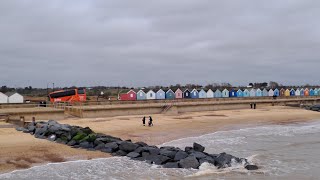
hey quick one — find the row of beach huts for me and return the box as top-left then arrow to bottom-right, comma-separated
0,92 -> 24,104
119,88 -> 320,101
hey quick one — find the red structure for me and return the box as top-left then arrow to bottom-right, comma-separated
49,88 -> 86,103
119,90 -> 137,101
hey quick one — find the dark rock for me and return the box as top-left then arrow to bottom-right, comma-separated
105,142 -> 119,152
48,134 -> 57,141
199,156 -> 215,165
134,147 -> 145,154
174,151 -> 188,161
179,156 -> 200,169
116,150 -> 128,156
125,139 -> 132,142
79,141 -> 92,149
15,127 -> 25,131
48,124 -> 61,133
27,125 -> 35,132
215,152 -> 234,168
135,141 -> 148,147
22,128 -> 30,133
160,149 -> 177,159
81,127 -> 93,135
72,145 -> 80,148
193,143 -> 205,152
94,143 -> 106,150
67,140 -> 77,146
142,152 -> 150,158
185,146 -> 193,153
190,152 -> 207,159
48,120 -> 58,126
163,162 -> 179,168
119,141 -> 139,152
94,140 -> 104,146
96,136 -> 122,143
101,148 -> 113,153
56,138 -> 67,144
132,157 -> 146,161
147,147 -> 160,155
245,165 -> 258,170
146,155 -> 170,165
126,152 -> 140,158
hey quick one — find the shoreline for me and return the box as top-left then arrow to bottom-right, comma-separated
1,106 -> 320,174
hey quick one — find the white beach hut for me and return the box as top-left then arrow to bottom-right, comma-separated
250,89 -> 256,97
206,89 -> 214,98
295,89 -> 301,96
0,92 -> 8,104
6,92 -> 24,103
146,90 -> 156,100
268,89 -> 274,97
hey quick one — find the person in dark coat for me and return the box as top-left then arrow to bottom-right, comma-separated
142,116 -> 146,126
148,116 -> 153,127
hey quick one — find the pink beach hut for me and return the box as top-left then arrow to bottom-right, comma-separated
175,88 -> 183,99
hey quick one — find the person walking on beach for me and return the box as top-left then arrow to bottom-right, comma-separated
148,116 -> 153,127
142,116 -> 146,126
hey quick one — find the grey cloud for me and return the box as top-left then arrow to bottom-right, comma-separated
0,0 -> 319,88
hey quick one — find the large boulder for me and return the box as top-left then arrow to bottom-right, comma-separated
79,141 -> 93,149
146,147 -> 160,155
174,151 -> 188,161
193,143 -> 205,152
245,165 -> 258,170
119,141 -> 139,152
115,150 -> 128,156
135,141 -> 148,147
215,152 -> 234,168
27,125 -> 36,133
145,155 -> 171,165
34,125 -> 48,138
67,140 -> 77,146
163,162 -> 179,168
179,156 -> 200,169
159,149 -> 177,159
199,155 -> 215,165
105,142 -> 119,152
126,152 -> 140,158
94,143 -> 106,150
185,146 -> 193,153
190,152 -> 207,159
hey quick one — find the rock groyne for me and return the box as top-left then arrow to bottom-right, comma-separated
16,120 -> 258,170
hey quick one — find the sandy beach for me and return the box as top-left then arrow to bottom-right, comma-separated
1,106 -> 320,174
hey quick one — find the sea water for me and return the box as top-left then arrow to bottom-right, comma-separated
1,120 -> 320,180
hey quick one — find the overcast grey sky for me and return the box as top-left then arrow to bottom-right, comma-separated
0,0 -> 319,88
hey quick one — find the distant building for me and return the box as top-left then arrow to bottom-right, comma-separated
199,89 -> 207,99
280,88 -> 285,97
190,89 -> 199,99
183,89 -> 191,99
300,88 -> 305,96
6,92 -> 24,103
243,89 -> 250,97
0,92 -> 8,104
314,88 -> 319,96
156,89 -> 166,100
256,89 -> 262,97
262,88 -> 268,97
165,89 -> 175,99
206,89 -> 214,98
290,89 -> 295,96
295,89 -> 301,96
222,89 -> 229,98
229,89 -> 237,97
274,89 -> 280,97
268,89 -> 274,97
309,89 -> 315,96
304,88 -> 310,96
250,89 -> 256,97
285,89 -> 290,97
175,88 -> 183,99
137,90 -> 147,100
215,89 -> 222,98
146,90 -> 156,100
237,89 -> 243,97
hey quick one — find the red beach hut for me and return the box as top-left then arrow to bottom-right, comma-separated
119,90 -> 137,101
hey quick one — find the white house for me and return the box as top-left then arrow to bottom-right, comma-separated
206,89 -> 214,98
146,90 -> 156,100
222,89 -> 229,98
6,92 -> 24,103
268,89 -> 274,97
0,92 -> 8,104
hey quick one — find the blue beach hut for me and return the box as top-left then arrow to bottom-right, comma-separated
206,89 -> 214,98
191,89 -> 199,99
137,90 -> 147,100
262,88 -> 268,97
165,89 -> 175,99
309,89 -> 315,96
250,89 -> 256,97
229,89 -> 237,97
274,89 -> 280,97
256,89 -> 262,97
199,89 -> 207,99
215,89 -> 222,98
300,88 -> 305,96
183,89 -> 191,99
314,88 -> 319,96
243,89 -> 250,97
222,89 -> 229,98
156,89 -> 166,100
237,89 -> 243,97
290,89 -> 295,96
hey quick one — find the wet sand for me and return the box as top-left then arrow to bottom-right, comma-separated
1,106 -> 319,174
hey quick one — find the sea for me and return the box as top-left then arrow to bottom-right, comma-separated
1,120 -> 320,180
